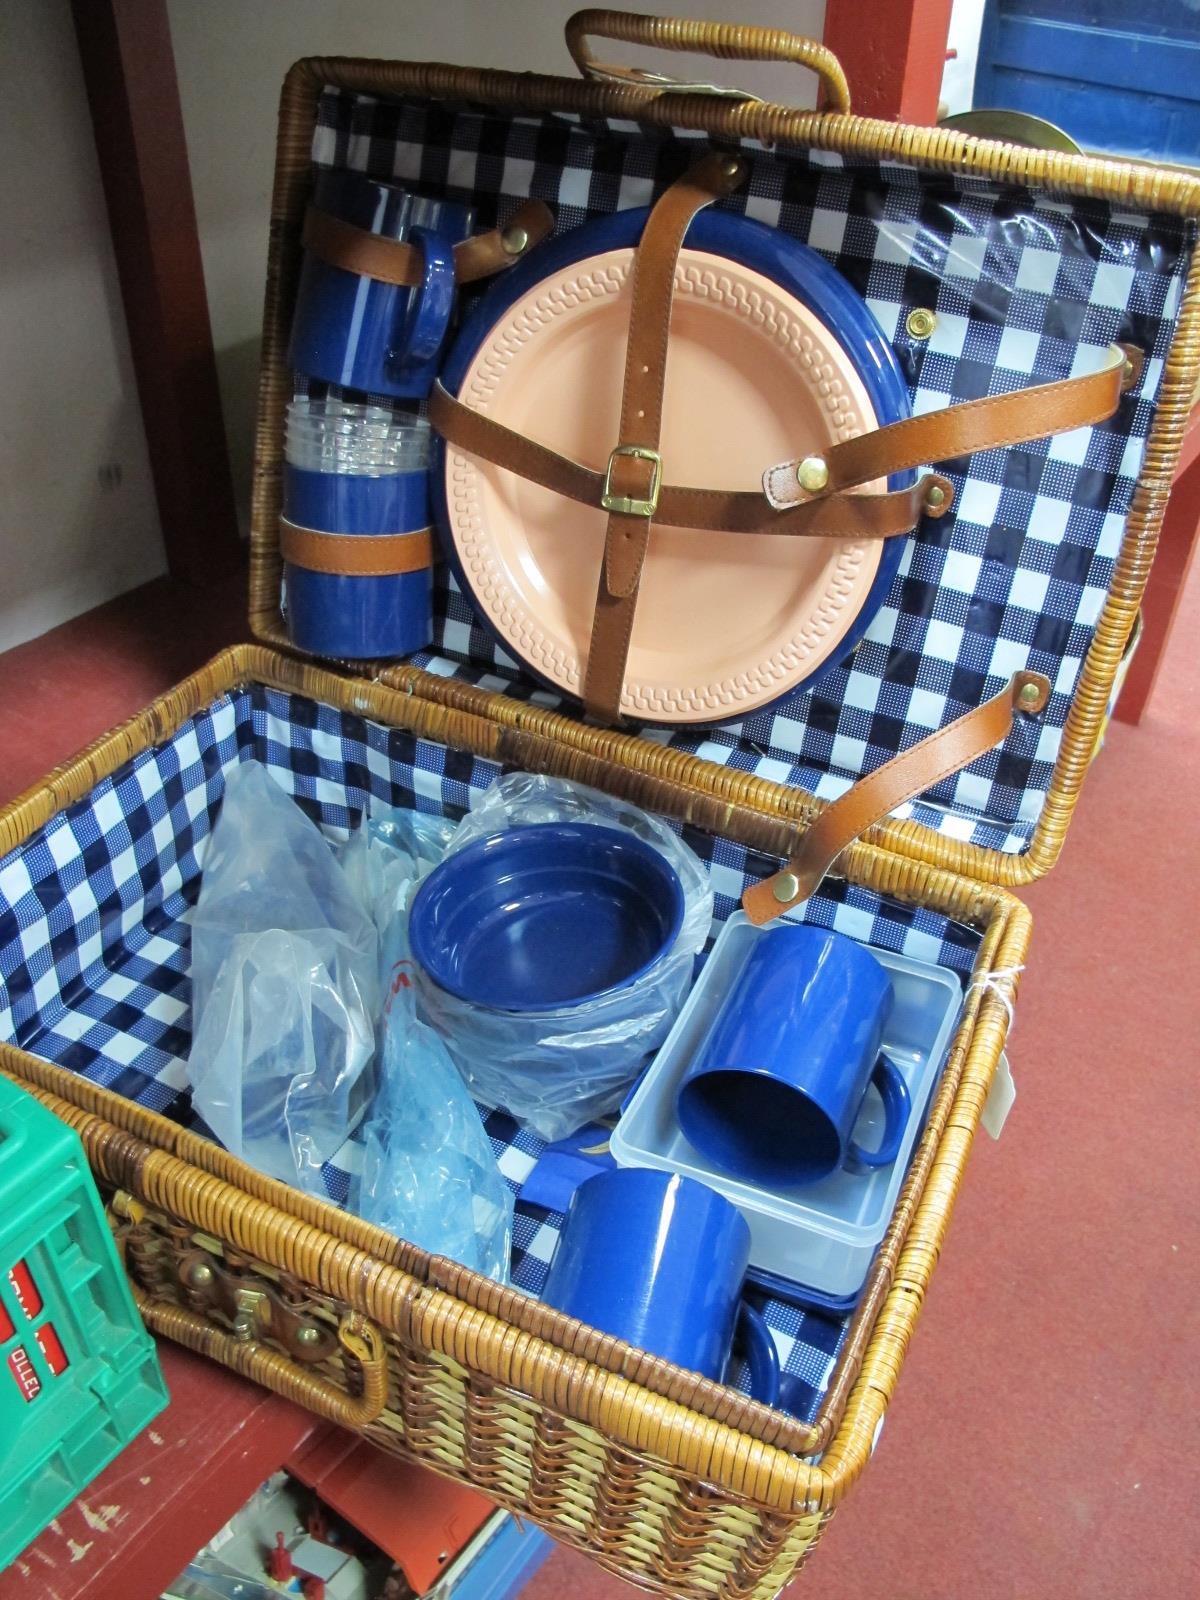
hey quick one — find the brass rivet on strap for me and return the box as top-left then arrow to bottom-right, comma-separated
773,872 -> 800,904
185,1259 -> 214,1289
906,308 -> 937,340
295,1323 -> 323,1348
1018,680 -> 1044,711
501,224 -> 529,255
721,157 -> 742,180
925,483 -> 947,510
796,456 -> 830,494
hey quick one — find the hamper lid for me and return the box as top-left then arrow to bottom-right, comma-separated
248,55 -> 1200,887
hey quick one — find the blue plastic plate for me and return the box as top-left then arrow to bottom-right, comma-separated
435,206 -> 912,726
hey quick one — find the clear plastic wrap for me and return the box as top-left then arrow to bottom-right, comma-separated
348,807 -> 512,1281
338,805 -> 457,974
414,774 -> 714,1141
186,761 -> 379,1194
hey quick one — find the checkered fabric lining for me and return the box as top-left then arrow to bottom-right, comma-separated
0,685 -> 981,1423
301,89 -> 1193,856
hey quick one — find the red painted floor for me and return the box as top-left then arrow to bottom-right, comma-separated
0,572 -> 249,806
0,566 -> 1196,1597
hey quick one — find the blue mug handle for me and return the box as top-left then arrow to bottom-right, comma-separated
731,1302 -> 781,1408
844,1054 -> 910,1174
394,225 -> 457,370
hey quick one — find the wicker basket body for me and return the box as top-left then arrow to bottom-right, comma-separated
0,645 -> 1029,1596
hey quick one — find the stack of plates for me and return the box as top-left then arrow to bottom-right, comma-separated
435,208 -> 912,726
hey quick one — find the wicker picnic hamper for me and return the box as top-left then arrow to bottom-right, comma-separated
1,11 -> 1198,1596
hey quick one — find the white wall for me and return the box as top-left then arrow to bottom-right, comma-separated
942,0 -> 987,118
0,0 -> 166,653
167,0 -> 826,530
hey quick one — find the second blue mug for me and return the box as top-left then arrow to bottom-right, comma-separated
282,455 -> 433,659
289,170 -> 473,399
541,1168 -> 780,1407
676,923 -> 911,1189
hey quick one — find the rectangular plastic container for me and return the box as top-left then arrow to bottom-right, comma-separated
0,1074 -> 168,1570
612,913 -> 963,1301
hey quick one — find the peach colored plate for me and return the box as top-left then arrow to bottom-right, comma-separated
441,246 -> 889,725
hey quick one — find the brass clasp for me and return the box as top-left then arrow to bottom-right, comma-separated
601,445 -> 662,518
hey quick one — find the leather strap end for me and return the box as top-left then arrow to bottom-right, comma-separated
762,341 -> 1138,509
741,668 -> 1053,924
1119,342 -> 1145,392
453,198 -> 555,282
604,510 -> 655,598
921,473 -> 955,517
741,861 -> 821,927
280,519 -> 434,576
693,148 -> 752,198
301,197 -> 554,289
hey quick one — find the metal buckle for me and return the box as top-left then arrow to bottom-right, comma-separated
601,445 -> 662,518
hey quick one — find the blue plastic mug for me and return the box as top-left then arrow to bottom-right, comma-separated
283,457 -> 432,658
541,1169 -> 780,1406
289,171 -> 473,399
676,924 -> 910,1189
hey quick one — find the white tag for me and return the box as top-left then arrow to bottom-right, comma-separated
981,1052 -> 1015,1139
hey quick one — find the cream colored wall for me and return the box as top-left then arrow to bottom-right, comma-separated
167,0 -> 826,530
0,1 -> 166,653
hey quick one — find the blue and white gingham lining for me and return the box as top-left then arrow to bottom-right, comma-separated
0,687 -> 980,1423
303,89 -> 1193,857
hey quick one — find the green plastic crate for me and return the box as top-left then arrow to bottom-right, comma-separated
0,1075 -> 168,1570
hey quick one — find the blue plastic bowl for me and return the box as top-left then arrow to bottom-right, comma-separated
408,823 -> 685,1012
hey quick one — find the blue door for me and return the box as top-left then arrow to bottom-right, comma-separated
974,1 -> 1200,163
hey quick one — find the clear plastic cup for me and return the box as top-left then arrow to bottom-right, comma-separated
284,399 -> 431,476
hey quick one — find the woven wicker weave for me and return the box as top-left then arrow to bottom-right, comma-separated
0,643 -> 1028,1596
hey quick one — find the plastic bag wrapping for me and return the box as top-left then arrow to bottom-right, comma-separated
348,809 -> 512,1282
415,774 -> 714,1141
355,1015 -> 512,1282
339,807 -> 457,948
187,761 -> 380,1194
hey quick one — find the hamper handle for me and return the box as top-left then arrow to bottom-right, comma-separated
129,1274 -> 389,1428
564,8 -> 851,112
742,671 -> 1053,923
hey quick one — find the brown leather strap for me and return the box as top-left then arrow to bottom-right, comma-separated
431,340 -> 1139,538
280,520 -> 433,576
430,383 -> 955,536
741,670 -> 1053,923
453,199 -> 555,281
301,197 -> 554,287
763,343 -> 1142,508
583,151 -> 749,721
